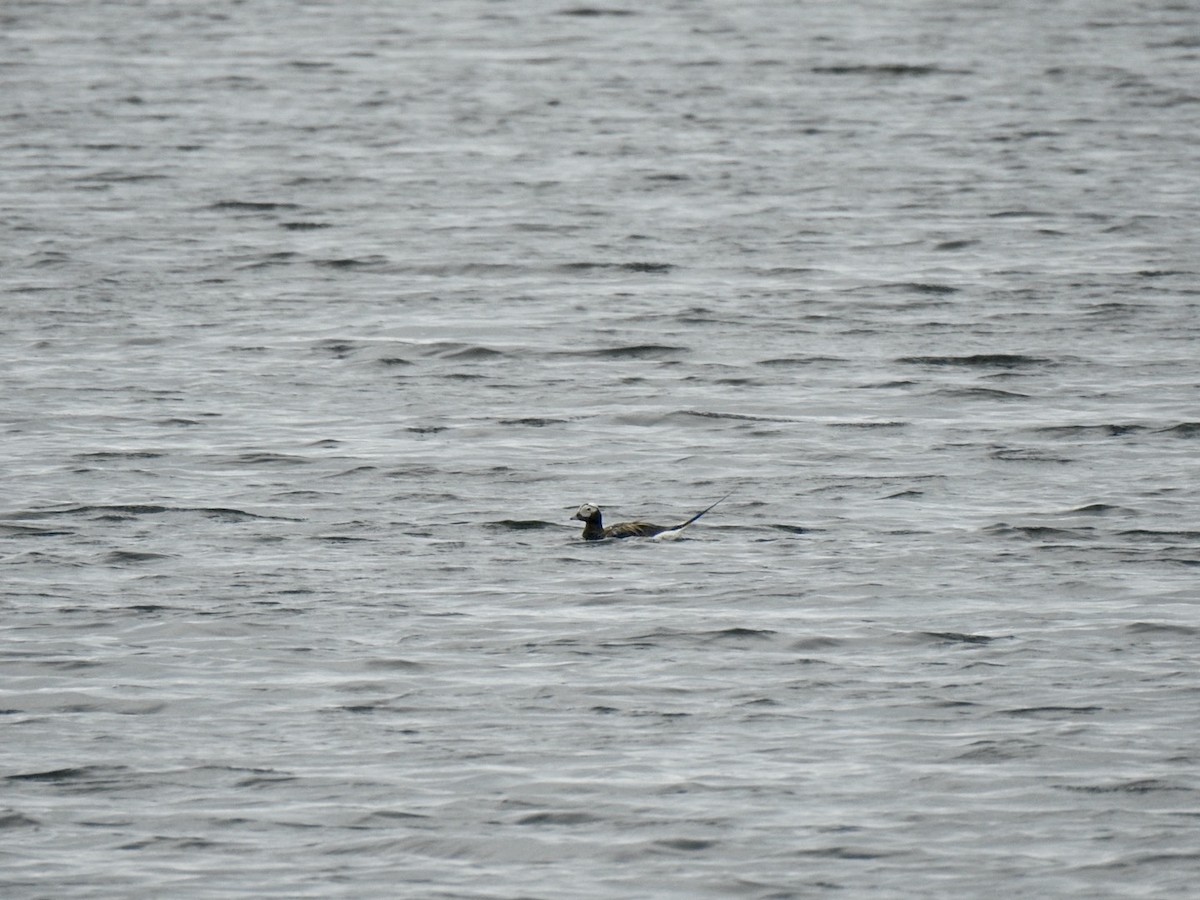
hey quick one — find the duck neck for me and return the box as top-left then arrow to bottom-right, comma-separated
581,514 -> 605,541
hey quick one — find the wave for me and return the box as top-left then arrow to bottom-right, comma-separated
933,387 -> 1031,400
104,550 -> 172,564
557,261 -> 674,273
1156,422 -> 1200,438
9,505 -> 302,522
206,200 -> 301,212
1126,621 -> 1197,636
1032,424 -> 1147,438
497,417 -> 569,427
757,356 -> 846,367
1062,503 -> 1138,516
486,519 -> 560,530
571,344 -> 686,359
989,448 -> 1073,463
984,523 -> 1094,540
811,63 -> 960,77
898,354 -> 1050,368
917,631 -> 999,645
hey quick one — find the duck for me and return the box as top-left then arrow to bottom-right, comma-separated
572,494 -> 730,541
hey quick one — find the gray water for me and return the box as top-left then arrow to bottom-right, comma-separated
3,1 -> 1199,897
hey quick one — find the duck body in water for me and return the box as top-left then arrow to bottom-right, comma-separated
572,494 -> 730,541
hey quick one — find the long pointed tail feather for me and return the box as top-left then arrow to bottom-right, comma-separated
674,491 -> 733,532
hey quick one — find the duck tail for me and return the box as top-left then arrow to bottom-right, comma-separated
675,491 -> 733,531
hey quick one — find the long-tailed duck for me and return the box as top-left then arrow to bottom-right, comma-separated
572,494 -> 730,541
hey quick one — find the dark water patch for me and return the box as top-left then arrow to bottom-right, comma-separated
440,345 -> 506,361
6,766 -> 128,785
811,64 -> 953,77
883,490 -> 923,499
1002,706 -> 1104,718
378,356 -> 412,366
357,810 -> 431,825
0,811 -> 40,829
37,658 -> 104,671
827,421 -> 908,429
230,452 -> 314,466
11,504 -> 304,523
74,450 -> 165,460
279,221 -> 332,230
741,697 -> 781,708
700,627 -> 777,642
990,448 -> 1074,463
678,409 -> 791,423
758,266 -> 820,277
1126,622 -> 1197,637
598,629 -> 685,650
898,354 -> 1049,368
1118,529 -> 1200,542
1058,779 -> 1188,794
0,524 -> 75,537
557,6 -> 636,15
238,251 -> 300,270
573,344 -> 685,359
1065,503 -> 1137,516
313,339 -> 359,358
313,255 -> 389,269
207,200 -> 300,213
517,811 -> 601,826
933,387 -> 1030,400
621,261 -> 674,273
988,208 -> 1056,219
788,636 -> 843,651
81,143 -> 142,152
105,550 -> 171,564
654,838 -> 716,852
954,739 -> 1039,761
883,282 -> 960,295
559,261 -> 674,273
235,773 -> 300,789
118,836 -> 227,851
286,59 -> 338,70
1032,423 -> 1147,438
757,356 -> 845,367
10,503 -> 169,519
1156,422 -> 1200,438
364,658 -> 425,670
985,523 -> 1093,541
210,506 -> 300,521
123,604 -> 174,614
919,631 -> 997,645
796,845 -> 892,860
487,519 -> 558,531
498,417 -> 568,427
768,524 -> 807,534
934,239 -> 981,251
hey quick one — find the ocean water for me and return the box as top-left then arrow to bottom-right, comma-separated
3,1 -> 1199,897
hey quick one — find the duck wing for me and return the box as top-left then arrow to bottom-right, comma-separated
603,520 -> 668,539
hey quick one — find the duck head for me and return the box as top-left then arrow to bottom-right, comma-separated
572,503 -> 601,523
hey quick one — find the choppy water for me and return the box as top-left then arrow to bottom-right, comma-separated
3,1 -> 1199,897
